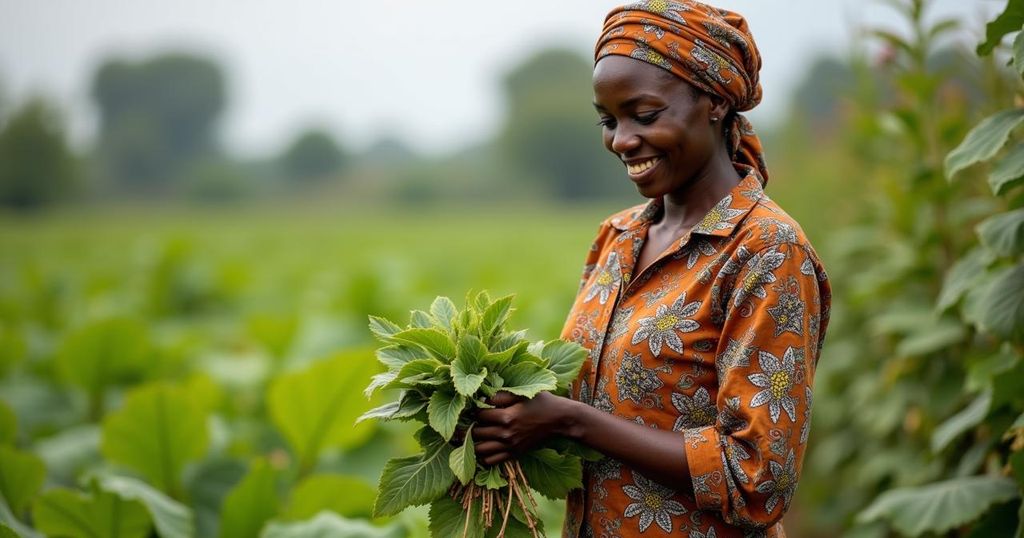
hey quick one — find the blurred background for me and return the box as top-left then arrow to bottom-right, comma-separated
2,0 -> 1023,536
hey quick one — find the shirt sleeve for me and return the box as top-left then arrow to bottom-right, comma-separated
683,241 -> 829,528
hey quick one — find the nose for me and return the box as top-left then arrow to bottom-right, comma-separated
609,123 -> 641,156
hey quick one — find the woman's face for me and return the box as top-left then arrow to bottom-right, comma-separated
592,55 -> 723,199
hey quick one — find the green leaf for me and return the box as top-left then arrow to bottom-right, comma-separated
219,459 -> 279,538
56,317 -> 151,417
385,358 -> 444,390
990,142 -> 1024,194
475,466 -> 507,490
449,429 -> 476,486
482,341 -> 527,373
480,295 -> 514,335
364,371 -> 398,398
938,248 -> 994,312
0,326 -> 25,379
0,490 -> 39,538
931,390 -> 992,452
375,345 -> 428,370
978,264 -> 1024,342
410,310 -> 435,329
268,348 -> 379,475
1017,25 -> 1024,77
453,335 -> 488,397
966,351 -> 1020,392
1010,450 -> 1024,487
261,512 -> 402,538
540,340 -> 588,391
368,316 -> 403,342
0,523 -> 17,538
184,456 -> 247,538
428,391 -> 466,441
857,475 -> 1020,536
498,363 -> 557,398
978,209 -> 1024,257
283,474 -> 375,520
101,382 -> 209,495
518,448 -> 582,499
391,328 -> 456,362
0,446 -> 44,516
356,401 -> 401,424
391,391 -> 430,420
492,330 -> 528,352
429,495 -> 483,538
430,297 -> 458,330
946,108 -> 1024,179
95,474 -> 194,538
895,320 -> 967,357
33,487 -> 152,538
0,401 -> 14,446
977,0 -> 1024,55
373,430 -> 455,517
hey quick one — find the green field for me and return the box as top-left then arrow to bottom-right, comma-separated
0,204 -> 625,537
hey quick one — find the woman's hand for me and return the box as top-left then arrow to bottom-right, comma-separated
472,391 -> 572,465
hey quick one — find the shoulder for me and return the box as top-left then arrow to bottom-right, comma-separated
734,193 -> 824,266
600,201 -> 649,231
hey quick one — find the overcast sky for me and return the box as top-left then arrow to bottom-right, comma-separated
0,0 -> 1002,157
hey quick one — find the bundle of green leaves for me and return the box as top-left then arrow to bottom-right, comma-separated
358,292 -> 590,538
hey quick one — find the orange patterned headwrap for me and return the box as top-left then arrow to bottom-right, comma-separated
595,0 -> 768,184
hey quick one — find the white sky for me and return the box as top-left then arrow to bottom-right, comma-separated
0,0 -> 1002,157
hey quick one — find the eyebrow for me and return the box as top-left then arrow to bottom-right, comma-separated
593,93 -> 665,111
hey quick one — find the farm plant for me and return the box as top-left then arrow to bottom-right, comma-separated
360,292 -> 590,538
798,0 -> 1024,536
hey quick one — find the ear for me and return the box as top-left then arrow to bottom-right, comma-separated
705,93 -> 731,123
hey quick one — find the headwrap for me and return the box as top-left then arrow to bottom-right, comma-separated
595,0 -> 769,185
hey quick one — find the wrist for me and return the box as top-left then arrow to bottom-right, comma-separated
554,396 -> 586,440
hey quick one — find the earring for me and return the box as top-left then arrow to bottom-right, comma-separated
710,117 -> 719,123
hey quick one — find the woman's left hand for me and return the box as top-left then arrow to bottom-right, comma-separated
472,390 -> 572,465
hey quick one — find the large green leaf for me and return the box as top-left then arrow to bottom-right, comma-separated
517,448 -> 582,500
895,320 -> 967,357
101,382 -> 209,496
283,474 -> 375,520
0,446 -> 44,516
427,390 -> 465,441
946,108 -> 1024,179
268,348 -> 378,474
0,523 -> 17,538
391,328 -> 456,362
931,390 -> 992,452
0,491 -> 39,538
56,317 -> 151,417
373,429 -> 455,517
978,209 -> 1024,257
449,429 -> 476,486
33,487 -> 152,538
977,0 -> 1024,55
96,474 -> 194,538
978,265 -> 1024,342
375,345 -> 428,370
857,475 -> 1020,536
261,512 -> 402,538
540,340 -> 588,391
499,363 -> 557,398
219,459 -> 279,538
990,142 -> 1024,194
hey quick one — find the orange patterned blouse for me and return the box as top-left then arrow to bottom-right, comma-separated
559,166 -> 831,538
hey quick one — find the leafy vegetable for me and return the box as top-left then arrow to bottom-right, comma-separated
360,292 -> 587,537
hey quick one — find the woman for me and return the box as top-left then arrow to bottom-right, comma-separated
473,2 -> 831,536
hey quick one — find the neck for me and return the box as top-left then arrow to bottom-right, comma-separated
657,150 -> 742,231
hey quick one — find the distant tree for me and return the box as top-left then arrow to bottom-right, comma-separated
498,48 -> 624,200
0,98 -> 76,209
91,53 -> 226,193
280,128 -> 346,181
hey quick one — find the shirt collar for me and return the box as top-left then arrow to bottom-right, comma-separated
609,165 -> 765,237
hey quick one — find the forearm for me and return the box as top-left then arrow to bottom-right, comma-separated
557,398 -> 694,495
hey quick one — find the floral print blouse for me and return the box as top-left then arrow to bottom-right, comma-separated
559,167 -> 831,538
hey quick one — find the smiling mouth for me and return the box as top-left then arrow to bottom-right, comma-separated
626,157 -> 660,178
